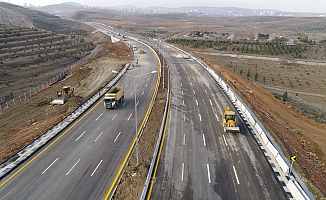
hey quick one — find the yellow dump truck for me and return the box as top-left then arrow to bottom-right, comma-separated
51,86 -> 74,105
223,106 -> 240,133
103,86 -> 124,109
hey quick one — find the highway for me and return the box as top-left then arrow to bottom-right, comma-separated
151,44 -> 287,199
0,36 -> 158,199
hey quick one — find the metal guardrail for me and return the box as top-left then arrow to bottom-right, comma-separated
0,45 -> 100,112
0,63 -> 129,180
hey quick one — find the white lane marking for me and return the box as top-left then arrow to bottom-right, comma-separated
95,131 -> 103,142
183,99 -> 184,105
215,114 -> 219,121
193,90 -> 195,94
66,159 -> 80,176
233,166 -> 240,184
203,134 -> 206,146
148,77 -> 150,81
182,90 -> 184,95
125,84 -> 128,88
112,113 -> 117,121
114,132 -> 121,142
123,101 -> 127,106
190,82 -> 192,86
183,134 -> 186,145
95,113 -> 103,121
42,158 -> 59,174
91,160 -> 103,176
205,90 -> 207,94
130,91 -> 133,95
136,101 -> 139,106
128,113 -> 132,120
199,114 -> 202,122
223,135 -> 228,147
181,163 -> 185,181
195,100 -> 198,106
76,131 -> 86,141
209,100 -> 212,106
181,83 -> 182,87
135,84 -> 138,87
146,84 -> 148,87
207,164 -> 211,183
142,91 -> 144,95
183,113 -> 185,121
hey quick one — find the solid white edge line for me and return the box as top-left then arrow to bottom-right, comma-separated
207,164 -> 211,183
114,132 -> 121,142
66,159 -> 80,176
222,135 -> 228,147
203,134 -> 206,146
95,131 -> 103,142
112,113 -> 117,121
182,163 -> 185,181
128,113 -> 132,120
199,114 -> 202,121
91,160 -> 103,177
233,166 -> 240,184
95,113 -> 103,121
42,158 -> 59,174
76,131 -> 86,141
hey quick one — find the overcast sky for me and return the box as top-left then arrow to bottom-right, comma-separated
3,0 -> 326,13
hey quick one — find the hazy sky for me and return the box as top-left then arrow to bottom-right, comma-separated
3,0 -> 326,13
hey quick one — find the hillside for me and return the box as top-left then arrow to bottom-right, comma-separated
0,2 -> 85,34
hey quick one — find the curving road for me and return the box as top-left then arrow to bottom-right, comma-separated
151,44 -> 287,199
0,34 -> 158,199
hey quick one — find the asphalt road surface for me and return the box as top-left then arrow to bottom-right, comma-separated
151,44 -> 287,200
0,35 -> 158,199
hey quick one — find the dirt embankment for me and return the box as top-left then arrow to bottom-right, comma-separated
0,39 -> 132,163
194,53 -> 326,198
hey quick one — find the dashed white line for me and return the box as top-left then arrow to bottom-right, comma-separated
209,100 -> 212,106
128,113 -> 132,120
222,135 -> 228,146
95,131 -> 103,142
181,163 -> 185,181
193,90 -> 195,94
183,113 -> 185,121
142,91 -> 144,95
215,114 -> 219,121
114,132 -> 121,142
199,114 -> 202,122
205,90 -> 207,94
195,100 -> 198,106
136,101 -> 139,106
207,164 -> 211,183
112,113 -> 117,121
190,82 -> 192,85
183,99 -> 184,105
42,158 -> 58,174
183,134 -> 186,145
203,134 -> 207,146
130,91 -> 133,95
233,166 -> 240,184
145,84 -> 148,87
95,113 -> 103,121
76,131 -> 86,141
66,159 -> 80,176
182,90 -> 184,95
123,101 -> 127,106
148,77 -> 150,81
91,160 -> 103,176
181,83 -> 182,87
125,84 -> 128,88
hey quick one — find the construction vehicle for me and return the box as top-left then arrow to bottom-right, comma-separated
103,86 -> 124,109
223,106 -> 240,133
51,86 -> 74,105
